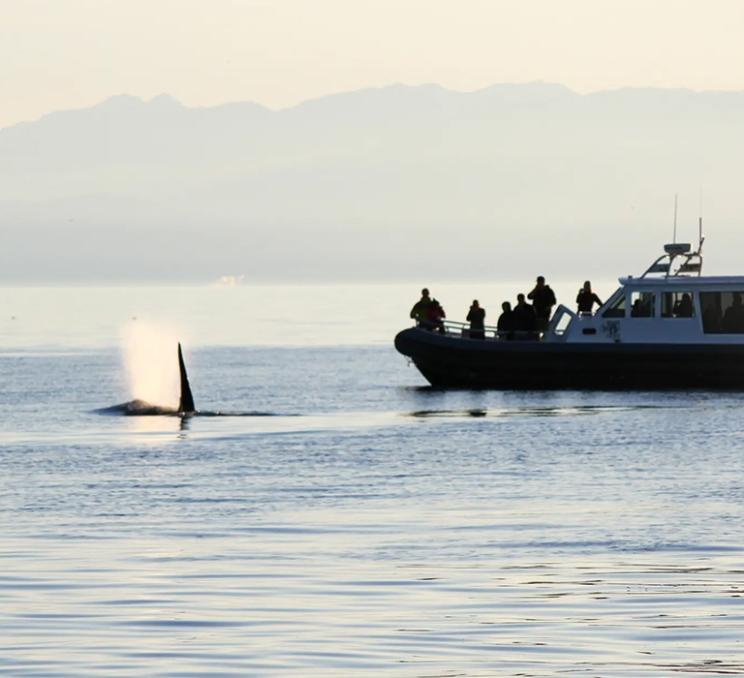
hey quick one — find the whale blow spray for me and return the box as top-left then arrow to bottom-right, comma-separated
121,321 -> 185,408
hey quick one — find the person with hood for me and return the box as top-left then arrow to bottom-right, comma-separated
528,275 -> 557,330
466,300 -> 486,339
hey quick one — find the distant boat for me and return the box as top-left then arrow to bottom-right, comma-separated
395,240 -> 744,389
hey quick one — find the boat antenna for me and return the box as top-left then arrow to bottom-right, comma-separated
672,193 -> 678,244
698,188 -> 704,252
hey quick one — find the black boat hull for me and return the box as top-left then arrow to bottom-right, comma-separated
394,327 -> 744,389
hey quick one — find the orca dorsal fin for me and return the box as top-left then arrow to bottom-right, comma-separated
177,342 -> 196,414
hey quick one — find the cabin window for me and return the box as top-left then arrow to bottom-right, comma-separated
553,309 -> 572,335
630,291 -> 655,318
602,292 -> 626,317
700,291 -> 744,333
661,292 -> 695,318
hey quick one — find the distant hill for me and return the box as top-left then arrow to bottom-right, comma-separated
2,82 -> 743,283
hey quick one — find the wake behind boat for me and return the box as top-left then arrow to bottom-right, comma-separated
395,239 -> 744,389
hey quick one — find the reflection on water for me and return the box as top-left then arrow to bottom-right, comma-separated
124,413 -> 187,436
408,404 -> 668,420
409,405 -> 636,418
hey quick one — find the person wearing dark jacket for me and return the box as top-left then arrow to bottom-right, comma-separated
410,288 -> 433,328
427,298 -> 446,334
466,300 -> 486,339
528,276 -> 557,330
722,293 -> 744,333
496,301 -> 515,340
673,293 -> 694,318
576,281 -> 603,315
513,293 -> 537,338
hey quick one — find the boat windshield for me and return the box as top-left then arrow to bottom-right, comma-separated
602,290 -> 625,318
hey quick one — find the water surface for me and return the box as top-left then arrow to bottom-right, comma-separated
0,286 -> 742,676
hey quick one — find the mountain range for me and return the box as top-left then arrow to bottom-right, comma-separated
2,82 -> 743,283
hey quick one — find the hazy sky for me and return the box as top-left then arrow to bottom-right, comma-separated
3,0 -> 744,129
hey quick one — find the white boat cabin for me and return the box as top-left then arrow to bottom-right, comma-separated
548,242 -> 744,344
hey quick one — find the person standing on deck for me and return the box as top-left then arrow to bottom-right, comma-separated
410,288 -> 433,328
513,293 -> 537,339
497,301 -> 515,340
576,281 -> 603,315
466,300 -> 486,339
528,276 -> 557,331
428,298 -> 446,334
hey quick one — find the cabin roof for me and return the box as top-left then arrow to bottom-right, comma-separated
619,275 -> 744,287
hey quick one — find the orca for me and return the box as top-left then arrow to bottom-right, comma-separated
95,343 -> 288,418
96,342 -> 196,416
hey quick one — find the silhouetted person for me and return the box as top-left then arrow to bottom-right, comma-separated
527,275 -> 557,331
497,301 -> 515,340
722,293 -> 744,333
576,281 -> 603,315
703,305 -> 722,333
673,293 -> 694,318
466,299 -> 485,339
631,297 -> 652,318
513,293 -> 537,339
427,298 -> 446,334
410,288 -> 433,328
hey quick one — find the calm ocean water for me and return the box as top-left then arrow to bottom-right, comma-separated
1,285 -> 743,676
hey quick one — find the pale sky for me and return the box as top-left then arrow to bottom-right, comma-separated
2,0 -> 744,129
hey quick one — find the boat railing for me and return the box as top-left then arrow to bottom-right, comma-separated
415,319 -> 543,341
414,304 -> 577,342
641,240 -> 704,279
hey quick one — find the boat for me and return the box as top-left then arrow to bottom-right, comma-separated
394,238 -> 744,389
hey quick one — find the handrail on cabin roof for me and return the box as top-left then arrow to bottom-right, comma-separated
640,239 -> 704,279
